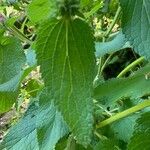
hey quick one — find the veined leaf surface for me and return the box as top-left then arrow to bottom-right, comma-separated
36,17 -> 96,146
120,0 -> 150,59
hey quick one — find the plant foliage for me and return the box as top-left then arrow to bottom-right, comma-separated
0,0 -> 150,149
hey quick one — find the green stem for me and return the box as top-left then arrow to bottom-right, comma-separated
100,53 -> 114,74
10,26 -> 32,44
117,56 -> 145,78
104,6 -> 121,38
84,1 -> 103,18
97,57 -> 103,78
94,131 -> 107,140
3,22 -> 32,44
97,6 -> 121,77
96,100 -> 150,129
20,17 -> 28,33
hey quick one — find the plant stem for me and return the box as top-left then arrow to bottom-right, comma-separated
85,1 -> 103,18
3,22 -> 32,44
100,52 -> 114,74
20,17 -> 28,33
97,57 -> 103,78
104,6 -> 121,38
94,131 -> 107,140
96,100 -> 150,129
97,6 -> 121,77
9,26 -> 32,44
117,56 -> 145,78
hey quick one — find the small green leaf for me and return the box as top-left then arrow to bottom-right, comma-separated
36,17 -> 96,146
27,0 -> 56,24
94,63 -> 150,105
128,112 -> 150,150
120,0 -> 150,59
25,48 -> 37,67
95,31 -> 131,57
110,114 -> 140,142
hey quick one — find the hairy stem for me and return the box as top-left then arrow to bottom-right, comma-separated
96,100 -> 150,129
117,56 -> 145,78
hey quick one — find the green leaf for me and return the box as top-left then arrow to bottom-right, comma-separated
0,37 -> 25,113
64,135 -> 93,150
27,0 -> 56,24
36,17 -> 96,146
37,90 -> 69,150
95,31 -> 131,57
0,92 -> 69,150
128,112 -> 150,150
0,37 -> 25,84
25,48 -> 37,67
94,63 -> 150,105
0,101 -> 39,150
120,0 -> 150,59
25,79 -> 43,97
94,139 -> 119,150
0,72 -> 23,113
110,114 -> 140,143
80,0 -> 91,7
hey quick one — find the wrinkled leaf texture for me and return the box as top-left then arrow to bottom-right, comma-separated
36,17 -> 96,146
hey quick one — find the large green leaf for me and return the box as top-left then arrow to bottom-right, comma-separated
128,112 -> 150,150
36,17 -> 96,146
94,63 -> 150,105
0,92 -> 68,150
0,37 -> 25,113
120,0 -> 150,59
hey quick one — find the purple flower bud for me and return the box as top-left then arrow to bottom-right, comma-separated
0,14 -> 5,23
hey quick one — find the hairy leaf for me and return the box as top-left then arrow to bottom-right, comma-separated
94,63 -> 150,105
120,0 -> 150,59
36,17 -> 96,146
128,111 -> 150,150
